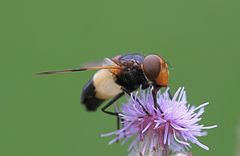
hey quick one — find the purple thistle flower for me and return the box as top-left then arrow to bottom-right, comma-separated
102,87 -> 217,156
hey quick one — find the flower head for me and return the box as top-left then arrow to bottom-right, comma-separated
102,87 -> 217,156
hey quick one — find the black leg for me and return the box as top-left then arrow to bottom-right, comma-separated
113,103 -> 121,130
101,93 -> 124,137
121,87 -> 150,115
152,86 -> 160,108
101,92 -> 124,116
121,87 -> 131,96
167,89 -> 173,99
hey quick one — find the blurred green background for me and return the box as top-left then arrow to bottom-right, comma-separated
0,0 -> 239,155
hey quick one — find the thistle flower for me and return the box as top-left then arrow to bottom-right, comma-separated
102,87 -> 217,156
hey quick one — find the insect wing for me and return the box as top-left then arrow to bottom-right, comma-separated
36,58 -> 120,75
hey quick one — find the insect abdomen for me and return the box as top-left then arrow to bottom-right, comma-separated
81,79 -> 105,111
81,69 -> 122,111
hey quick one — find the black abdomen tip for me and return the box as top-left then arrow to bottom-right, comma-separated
81,79 -> 105,111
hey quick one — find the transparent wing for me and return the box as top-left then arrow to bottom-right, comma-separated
36,58 -> 120,75
82,58 -> 117,67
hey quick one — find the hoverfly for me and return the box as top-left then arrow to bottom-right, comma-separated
37,53 -> 169,116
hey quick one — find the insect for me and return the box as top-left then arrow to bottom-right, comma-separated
37,53 -> 169,116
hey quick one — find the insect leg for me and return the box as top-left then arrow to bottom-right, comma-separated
152,86 -> 161,108
121,87 -> 150,116
101,93 -> 124,137
101,92 -> 124,116
114,103 -> 122,132
114,102 -> 127,141
167,89 -> 173,99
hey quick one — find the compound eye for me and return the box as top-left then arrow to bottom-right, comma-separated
143,55 -> 161,81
